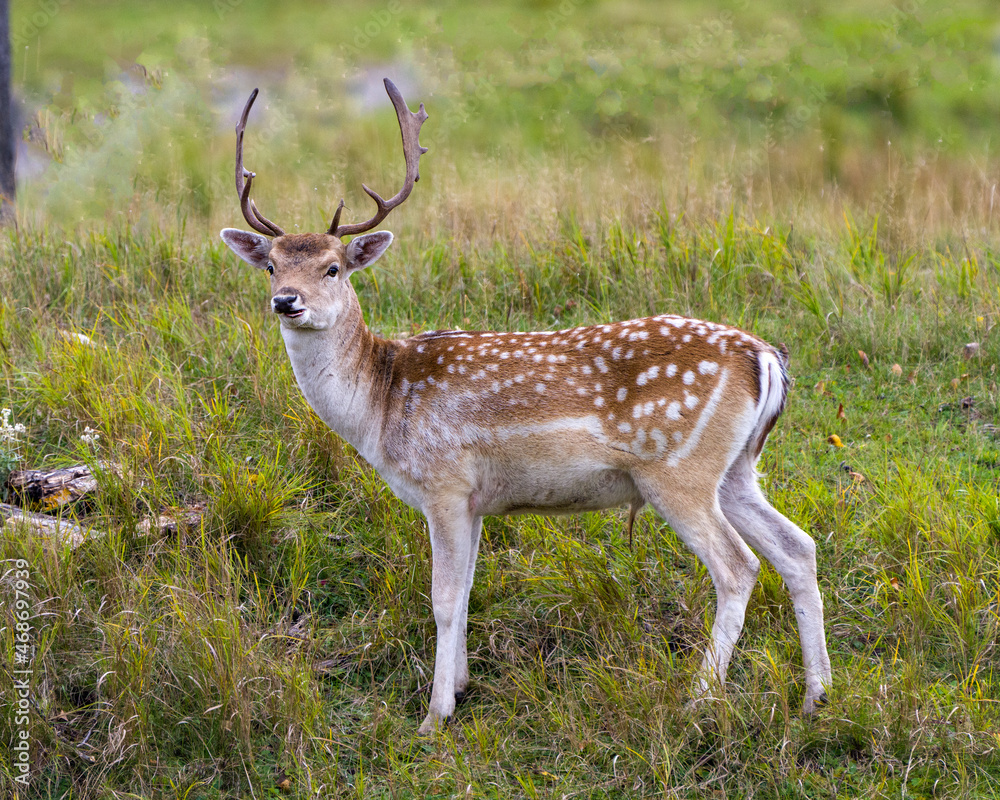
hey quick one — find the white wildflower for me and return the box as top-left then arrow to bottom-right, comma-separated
0,408 -> 26,445
80,426 -> 101,446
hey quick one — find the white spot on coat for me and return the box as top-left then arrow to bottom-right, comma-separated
637,365 -> 661,386
650,428 -> 667,455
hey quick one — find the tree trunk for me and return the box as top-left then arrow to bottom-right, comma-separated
0,0 -> 14,225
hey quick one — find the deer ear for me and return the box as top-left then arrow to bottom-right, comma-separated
221,228 -> 272,270
345,231 -> 393,274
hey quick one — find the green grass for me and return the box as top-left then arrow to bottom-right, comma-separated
3,0 -> 1000,797
3,218 -> 1000,798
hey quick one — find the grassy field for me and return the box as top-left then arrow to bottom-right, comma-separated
3,0 -> 1000,797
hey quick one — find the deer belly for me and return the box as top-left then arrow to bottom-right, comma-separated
473,465 -> 642,517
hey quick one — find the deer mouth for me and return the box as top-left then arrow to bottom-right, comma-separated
282,309 -> 305,319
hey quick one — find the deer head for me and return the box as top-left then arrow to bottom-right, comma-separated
220,78 -> 427,331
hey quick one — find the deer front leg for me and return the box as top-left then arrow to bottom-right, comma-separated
419,501 -> 478,735
454,515 -> 483,702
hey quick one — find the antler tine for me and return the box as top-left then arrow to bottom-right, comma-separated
235,88 -> 285,238
329,78 -> 428,237
329,199 -> 345,234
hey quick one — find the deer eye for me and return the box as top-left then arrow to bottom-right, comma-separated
266,262 -> 274,275
326,264 -> 340,278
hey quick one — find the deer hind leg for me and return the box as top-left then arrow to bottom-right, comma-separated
637,475 -> 761,700
719,457 -> 832,713
419,501 -> 479,735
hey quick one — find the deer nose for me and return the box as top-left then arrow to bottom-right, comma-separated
272,294 -> 299,314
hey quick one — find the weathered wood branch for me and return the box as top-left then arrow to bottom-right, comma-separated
0,502 -> 204,550
136,508 -> 204,538
0,502 -> 99,549
8,464 -> 101,509
2,460 -> 204,549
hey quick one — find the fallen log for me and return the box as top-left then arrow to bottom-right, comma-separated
0,501 -> 204,551
0,502 -> 101,549
136,508 -> 204,538
3,459 -> 203,549
7,463 -> 109,510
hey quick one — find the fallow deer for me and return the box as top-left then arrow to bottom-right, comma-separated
221,79 -> 832,734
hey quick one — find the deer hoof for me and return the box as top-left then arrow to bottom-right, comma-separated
417,713 -> 450,737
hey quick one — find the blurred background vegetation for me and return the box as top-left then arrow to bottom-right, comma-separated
9,0 -> 1000,238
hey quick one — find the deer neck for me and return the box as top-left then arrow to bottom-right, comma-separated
279,297 -> 393,461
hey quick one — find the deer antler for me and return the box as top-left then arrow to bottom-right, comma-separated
329,78 -> 428,238
234,88 -> 285,238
